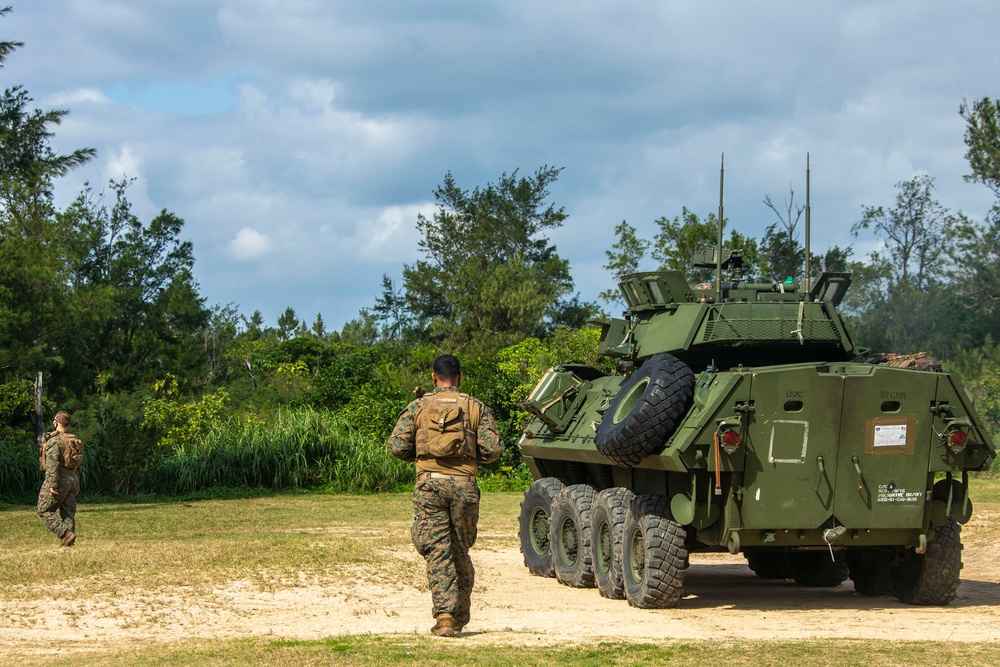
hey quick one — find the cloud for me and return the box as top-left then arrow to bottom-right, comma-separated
228,227 -> 273,261
4,0 -> 999,330
45,88 -> 111,106
347,203 -> 430,264
104,144 -> 145,182
231,77 -> 440,202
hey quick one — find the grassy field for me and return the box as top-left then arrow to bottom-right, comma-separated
7,635 -> 999,667
2,479 -> 1000,666
0,491 -> 526,604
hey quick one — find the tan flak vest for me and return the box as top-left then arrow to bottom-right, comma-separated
39,431 -> 84,475
414,391 -> 482,477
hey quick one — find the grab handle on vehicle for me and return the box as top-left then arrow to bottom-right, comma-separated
712,431 -> 722,495
814,455 -> 825,494
963,470 -> 971,520
852,455 -> 864,490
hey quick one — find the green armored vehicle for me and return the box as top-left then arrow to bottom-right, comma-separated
516,178 -> 994,608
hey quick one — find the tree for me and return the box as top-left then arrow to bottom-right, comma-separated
57,179 -> 208,394
0,88 -> 95,211
600,220 -> 650,306
962,97 -> 1000,197
851,175 -> 953,292
950,212 -> 1000,312
760,223 -> 804,282
311,313 -> 326,340
0,8 -> 96,392
339,309 -> 379,346
953,97 -> 1000,311
650,208 -> 763,282
202,303 -> 242,384
401,166 -> 589,347
846,176 -> 961,352
1,7 -> 95,224
0,7 -> 19,62
761,186 -> 805,282
651,207 -> 718,279
759,186 -> 850,283
371,273 -> 412,345
276,307 -> 298,341
814,246 -> 851,274
246,310 -> 265,338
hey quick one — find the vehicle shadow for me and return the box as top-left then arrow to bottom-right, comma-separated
677,562 -> 1000,610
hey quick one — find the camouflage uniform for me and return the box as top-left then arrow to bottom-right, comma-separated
37,432 -> 80,542
388,386 -> 504,628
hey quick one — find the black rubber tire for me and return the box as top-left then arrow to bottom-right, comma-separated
846,548 -> 893,596
745,551 -> 790,580
788,551 -> 849,587
591,487 -> 634,599
891,518 -> 963,605
622,493 -> 687,608
550,484 -> 598,588
594,353 -> 695,468
518,478 -> 565,577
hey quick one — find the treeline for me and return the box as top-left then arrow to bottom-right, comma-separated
0,12 -> 600,496
3,9 -> 1000,498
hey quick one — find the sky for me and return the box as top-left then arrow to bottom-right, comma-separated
3,1 -> 998,332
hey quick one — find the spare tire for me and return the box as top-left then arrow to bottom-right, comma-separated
595,353 -> 694,467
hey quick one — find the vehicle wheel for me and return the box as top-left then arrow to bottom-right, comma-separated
550,484 -> 597,588
594,353 -> 694,467
846,548 -> 893,596
518,478 -> 565,577
622,493 -> 687,608
745,551 -> 790,580
892,518 -> 963,605
591,487 -> 634,599
788,551 -> 849,587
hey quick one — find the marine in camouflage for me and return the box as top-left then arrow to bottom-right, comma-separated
37,433 -> 79,543
388,379 -> 504,631
410,476 -> 480,624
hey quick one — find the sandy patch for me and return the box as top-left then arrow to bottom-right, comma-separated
3,538 -> 999,655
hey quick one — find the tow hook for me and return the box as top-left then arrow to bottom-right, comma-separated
823,525 -> 847,561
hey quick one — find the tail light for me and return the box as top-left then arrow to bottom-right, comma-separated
949,430 -> 968,448
720,429 -> 740,453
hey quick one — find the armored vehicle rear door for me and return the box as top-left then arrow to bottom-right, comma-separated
741,366 -> 845,529
831,366 -> 935,530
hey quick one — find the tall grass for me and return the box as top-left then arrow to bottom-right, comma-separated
150,408 -> 412,494
0,437 -> 39,499
1,407 -> 414,498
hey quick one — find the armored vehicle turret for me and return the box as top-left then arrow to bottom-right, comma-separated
516,167 -> 994,608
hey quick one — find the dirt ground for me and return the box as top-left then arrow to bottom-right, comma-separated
4,511 -> 1000,654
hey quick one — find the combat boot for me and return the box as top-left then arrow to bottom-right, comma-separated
430,613 -> 458,637
60,530 -> 76,547
454,612 -> 469,632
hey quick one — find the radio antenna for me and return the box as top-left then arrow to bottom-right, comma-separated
716,153 -> 724,295
804,153 -> 811,293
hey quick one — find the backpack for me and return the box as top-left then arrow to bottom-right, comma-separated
415,393 -> 475,459
59,433 -> 84,472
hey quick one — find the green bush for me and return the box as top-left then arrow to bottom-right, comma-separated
336,382 -> 412,442
142,376 -> 231,449
0,379 -> 44,443
80,393 -> 162,496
